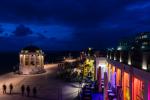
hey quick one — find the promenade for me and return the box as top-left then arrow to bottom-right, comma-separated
0,64 -> 79,100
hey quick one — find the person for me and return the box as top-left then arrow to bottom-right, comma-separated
21,85 -> 25,96
2,84 -> 7,94
9,83 -> 13,94
26,85 -> 30,97
33,87 -> 37,97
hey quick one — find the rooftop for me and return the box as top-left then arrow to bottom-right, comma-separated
22,45 -> 41,52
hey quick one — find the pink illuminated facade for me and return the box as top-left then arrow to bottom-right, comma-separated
106,60 -> 150,100
103,32 -> 150,100
148,81 -> 150,100
132,77 -> 144,100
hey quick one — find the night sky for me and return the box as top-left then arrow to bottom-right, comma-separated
0,0 -> 149,51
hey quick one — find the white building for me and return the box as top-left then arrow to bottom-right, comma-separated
19,45 -> 45,75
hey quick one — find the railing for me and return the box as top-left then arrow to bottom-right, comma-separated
107,49 -> 150,73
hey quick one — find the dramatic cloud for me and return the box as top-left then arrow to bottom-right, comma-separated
13,24 -> 33,37
36,32 -> 46,39
0,0 -> 149,50
0,0 -> 136,25
0,25 -> 4,34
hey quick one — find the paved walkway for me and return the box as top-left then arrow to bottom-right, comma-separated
0,64 -> 79,100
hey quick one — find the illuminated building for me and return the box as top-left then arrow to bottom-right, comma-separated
105,32 -> 150,100
82,58 -> 95,80
19,45 -> 45,75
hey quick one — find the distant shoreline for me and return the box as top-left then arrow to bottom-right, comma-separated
0,51 -> 79,75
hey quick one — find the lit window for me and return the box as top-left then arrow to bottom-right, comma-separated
131,47 -> 134,50
117,46 -> 122,50
143,35 -> 148,39
21,50 -> 24,53
141,46 -> 145,49
142,42 -> 148,45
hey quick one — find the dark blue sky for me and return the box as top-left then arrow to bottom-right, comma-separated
0,0 -> 149,51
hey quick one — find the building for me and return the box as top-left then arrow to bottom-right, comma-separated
105,32 -> 150,100
96,32 -> 150,100
135,32 -> 150,50
19,45 -> 45,75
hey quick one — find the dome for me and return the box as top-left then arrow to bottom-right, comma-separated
22,45 -> 41,52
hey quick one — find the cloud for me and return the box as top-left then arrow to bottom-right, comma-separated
126,1 -> 150,11
0,0 -> 132,26
0,0 -> 150,50
13,24 -> 33,37
36,32 -> 46,39
0,25 -> 4,34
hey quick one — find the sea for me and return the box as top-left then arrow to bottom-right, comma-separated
0,51 -> 80,75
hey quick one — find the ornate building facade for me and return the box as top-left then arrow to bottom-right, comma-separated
19,45 -> 45,74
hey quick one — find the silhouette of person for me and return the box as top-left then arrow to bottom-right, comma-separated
33,87 -> 37,97
26,85 -> 30,97
9,83 -> 13,94
2,84 -> 7,94
21,85 -> 25,96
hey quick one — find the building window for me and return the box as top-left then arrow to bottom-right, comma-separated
36,56 -> 40,65
25,50 -> 28,53
31,55 -> 35,65
142,35 -> 148,39
142,42 -> 148,45
36,50 -> 39,53
25,55 -> 29,65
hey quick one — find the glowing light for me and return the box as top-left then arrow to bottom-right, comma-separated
119,52 -> 122,62
25,50 -> 28,53
98,64 -> 106,67
116,68 -> 121,86
20,49 -> 45,75
83,58 -> 94,79
117,46 -> 122,50
142,58 -> 147,70
141,45 -> 145,49
131,47 -> 134,50
128,56 -> 131,65
82,83 -> 85,88
64,59 -> 77,63
133,77 -> 144,100
128,60 -> 131,65
142,64 -> 147,70
36,50 -> 40,53
88,47 -> 92,51
111,66 -> 116,88
123,72 -> 130,100
120,57 -> 122,62
143,34 -> 148,39
128,53 -> 131,65
114,56 -> 116,60
96,58 -> 107,80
